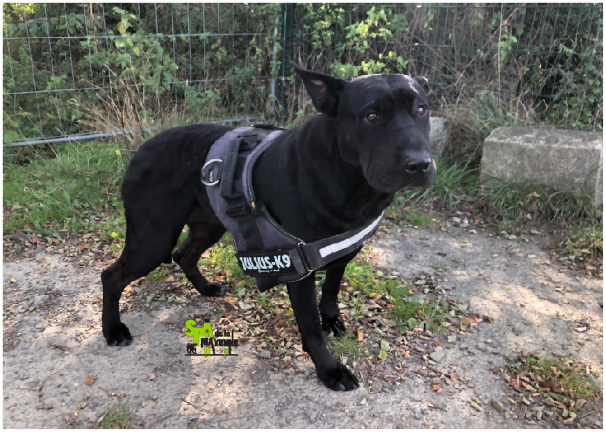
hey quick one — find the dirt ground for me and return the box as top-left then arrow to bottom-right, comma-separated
3,220 -> 603,429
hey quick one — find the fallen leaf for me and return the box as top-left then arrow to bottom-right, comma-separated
146,373 -> 156,381
460,317 -> 474,326
165,275 -> 175,282
576,399 -> 587,410
470,402 -> 483,412
450,372 -> 459,381
519,404 -> 527,419
83,374 -> 95,386
53,345 -> 70,352
10,278 -> 17,283
30,234 -> 42,244
431,384 -> 440,391
508,398 -> 517,404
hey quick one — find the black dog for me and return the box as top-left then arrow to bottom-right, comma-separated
101,62 -> 436,391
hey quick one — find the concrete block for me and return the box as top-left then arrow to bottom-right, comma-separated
481,127 -> 603,205
429,117 -> 447,154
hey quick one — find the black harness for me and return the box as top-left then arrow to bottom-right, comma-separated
201,124 -> 384,292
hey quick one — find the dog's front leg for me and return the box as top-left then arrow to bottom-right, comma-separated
319,266 -> 347,336
287,276 -> 359,391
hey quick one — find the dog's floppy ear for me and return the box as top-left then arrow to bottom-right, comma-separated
291,62 -> 345,118
413,76 -> 428,87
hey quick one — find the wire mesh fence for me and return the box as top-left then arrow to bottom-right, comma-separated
3,3 -> 603,146
3,3 -> 276,146
288,3 -> 603,129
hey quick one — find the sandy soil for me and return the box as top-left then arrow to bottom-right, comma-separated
3,221 -> 602,429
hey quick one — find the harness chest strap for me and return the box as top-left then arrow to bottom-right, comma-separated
202,125 -> 384,290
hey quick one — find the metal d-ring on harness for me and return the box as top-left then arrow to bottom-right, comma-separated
201,159 -> 223,186
202,123 -> 385,292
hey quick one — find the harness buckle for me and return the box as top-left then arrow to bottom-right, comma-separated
296,242 -> 313,272
201,159 -> 223,186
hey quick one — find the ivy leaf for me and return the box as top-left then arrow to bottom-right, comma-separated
133,46 -> 140,56
380,340 -> 390,351
6,23 -> 17,36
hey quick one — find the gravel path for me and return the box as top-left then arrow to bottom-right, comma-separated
3,222 -> 602,429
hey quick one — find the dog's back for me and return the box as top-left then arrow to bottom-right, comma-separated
121,123 -> 234,208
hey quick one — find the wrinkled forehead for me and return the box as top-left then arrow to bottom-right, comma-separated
344,74 -> 423,104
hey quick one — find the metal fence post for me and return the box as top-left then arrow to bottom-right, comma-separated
277,3 -> 294,114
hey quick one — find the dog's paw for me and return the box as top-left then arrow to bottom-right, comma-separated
104,323 -> 133,347
195,282 -> 229,297
322,316 -> 347,336
318,362 -> 360,391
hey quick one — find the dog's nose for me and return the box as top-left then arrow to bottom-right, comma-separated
404,157 -> 432,174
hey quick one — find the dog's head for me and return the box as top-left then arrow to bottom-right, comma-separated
292,62 -> 437,193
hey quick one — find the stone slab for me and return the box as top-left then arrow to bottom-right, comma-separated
429,117 -> 447,154
481,127 -> 603,204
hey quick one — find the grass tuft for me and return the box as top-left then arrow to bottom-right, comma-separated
395,156 -> 478,210
342,256 -> 397,296
326,328 -> 368,361
98,400 -> 133,429
477,177 -> 602,224
3,141 -> 127,235
509,352 -> 602,400
388,285 -> 450,334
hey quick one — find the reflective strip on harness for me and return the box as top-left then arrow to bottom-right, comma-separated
319,211 -> 384,258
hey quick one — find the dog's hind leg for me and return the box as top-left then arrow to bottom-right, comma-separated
172,222 -> 228,296
287,276 -> 359,391
319,265 -> 348,336
101,209 -> 185,346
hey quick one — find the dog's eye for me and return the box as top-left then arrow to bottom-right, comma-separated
366,113 -> 378,122
416,107 -> 426,116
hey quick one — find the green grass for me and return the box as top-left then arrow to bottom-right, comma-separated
146,266 -> 171,281
477,177 -> 602,225
562,225 -> 603,262
388,285 -> 450,334
98,400 -> 133,429
3,140 -> 128,236
408,211 -> 437,226
197,233 -> 245,284
326,328 -> 368,361
510,352 -> 602,400
394,156 -> 478,210
342,256 -> 398,296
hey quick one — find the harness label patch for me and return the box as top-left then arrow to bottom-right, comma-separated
236,250 -> 299,276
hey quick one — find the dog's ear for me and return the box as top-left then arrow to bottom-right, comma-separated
291,62 -> 345,118
413,76 -> 428,87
